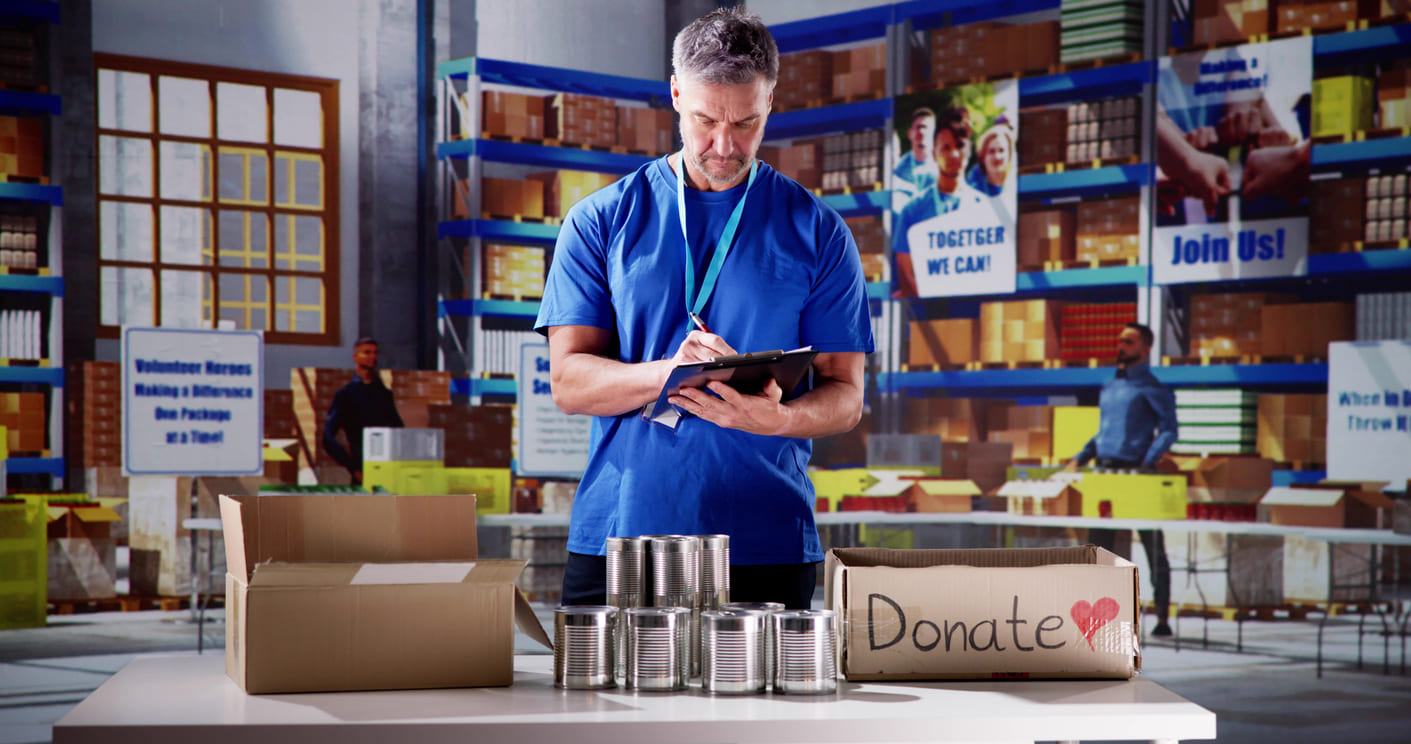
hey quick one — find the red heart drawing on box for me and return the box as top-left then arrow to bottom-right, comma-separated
1071,597 -> 1121,651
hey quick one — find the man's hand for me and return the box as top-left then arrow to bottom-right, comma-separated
669,378 -> 789,436
1064,459 -> 1081,473
668,330 -> 734,368
1184,125 -> 1218,152
1242,143 -> 1310,203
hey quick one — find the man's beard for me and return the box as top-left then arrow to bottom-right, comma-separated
683,141 -> 751,186
1116,350 -> 1140,365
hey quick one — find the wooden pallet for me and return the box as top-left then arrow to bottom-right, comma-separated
0,357 -> 49,367
0,81 -> 48,94
967,359 -> 1048,371
1052,358 -> 1114,369
48,594 -> 220,615
0,173 -> 48,185
1056,52 -> 1143,74
1042,256 -> 1139,272
774,91 -> 886,114
476,131 -> 628,154
1161,354 -> 1249,366
482,292 -> 544,303
813,183 -> 884,197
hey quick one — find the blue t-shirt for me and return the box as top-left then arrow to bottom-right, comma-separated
891,152 -> 938,213
535,156 -> 874,564
891,182 -> 987,256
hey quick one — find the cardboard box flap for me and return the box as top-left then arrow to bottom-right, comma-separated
910,479 -> 981,496
46,505 -> 123,522
248,558 -> 528,588
998,480 -> 1070,499
515,591 -> 553,650
1261,486 -> 1345,507
262,439 -> 297,461
220,493 -> 479,582
830,545 -> 1112,570
251,562 -> 364,587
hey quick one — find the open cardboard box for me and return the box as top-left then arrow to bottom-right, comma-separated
826,546 -> 1140,681
220,492 -> 550,694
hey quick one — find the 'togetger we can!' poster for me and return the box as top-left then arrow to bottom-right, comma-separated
890,80 -> 1019,298
1154,36 -> 1312,284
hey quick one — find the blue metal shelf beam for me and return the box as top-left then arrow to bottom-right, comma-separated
821,189 -> 889,217
0,182 -> 62,205
438,219 -> 559,246
770,5 -> 894,53
766,98 -> 893,141
1018,163 -> 1151,201
450,377 -> 517,398
0,89 -> 59,117
438,58 -> 669,104
897,0 -> 1061,32
439,299 -> 540,320
1018,61 -> 1152,107
0,366 -> 63,386
1309,248 -> 1411,276
0,0 -> 59,24
438,138 -> 654,175
1312,22 -> 1411,68
1016,264 -> 1144,291
0,273 -> 62,295
881,362 -> 1328,392
7,457 -> 64,477
1311,137 -> 1411,173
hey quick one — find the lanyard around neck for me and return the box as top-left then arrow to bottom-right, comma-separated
676,152 -> 757,319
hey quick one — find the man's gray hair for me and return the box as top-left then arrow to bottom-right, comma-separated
672,6 -> 778,85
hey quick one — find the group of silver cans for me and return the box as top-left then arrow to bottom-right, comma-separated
551,534 -> 837,694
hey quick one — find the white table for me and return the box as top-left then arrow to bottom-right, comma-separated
53,653 -> 1215,744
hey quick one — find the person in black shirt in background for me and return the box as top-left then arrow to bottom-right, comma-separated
323,337 -> 402,484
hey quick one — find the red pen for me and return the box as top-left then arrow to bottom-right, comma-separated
689,311 -> 713,335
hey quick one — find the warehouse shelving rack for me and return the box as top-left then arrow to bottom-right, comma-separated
0,1 -> 64,487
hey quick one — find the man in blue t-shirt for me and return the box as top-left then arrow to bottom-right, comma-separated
890,107 -> 938,213
534,7 -> 874,610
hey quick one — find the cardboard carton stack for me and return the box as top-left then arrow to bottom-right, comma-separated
1075,195 -> 1140,262
1259,483 -> 1393,602
0,116 -> 43,181
429,403 -> 513,468
528,169 -> 618,218
1066,97 -> 1139,164
1276,0 -> 1375,33
1,391 -> 43,454
1189,0 -> 1270,46
759,140 -> 821,190
1058,302 -> 1136,362
1309,176 -> 1366,249
476,90 -> 547,140
263,389 -> 297,439
1173,455 -> 1274,503
615,105 -> 673,155
1379,67 -> 1410,129
941,440 -> 1014,494
846,215 -> 887,281
1018,107 -> 1067,167
0,27 -> 38,90
1259,300 -> 1354,357
1312,75 -> 1374,137
1361,173 -> 1408,243
70,362 -> 120,471
1173,389 -> 1258,456
985,404 -> 1055,460
908,318 -> 979,367
830,44 -> 886,99
386,370 -> 452,429
1257,394 -> 1328,464
547,93 -> 617,148
979,299 -> 1061,363
930,22 -> 1060,85
1188,292 -> 1289,357
1017,208 -> 1076,269
0,214 -> 40,269
1355,290 -> 1411,340
42,495 -> 122,601
1060,1 -> 1144,64
482,243 -> 546,299
476,177 -> 545,219
998,478 -> 1082,516
774,50 -> 832,110
904,397 -> 988,443
820,130 -> 883,191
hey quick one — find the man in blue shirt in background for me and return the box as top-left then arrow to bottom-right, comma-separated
1068,322 -> 1177,636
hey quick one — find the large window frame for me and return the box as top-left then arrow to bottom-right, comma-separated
94,54 -> 341,345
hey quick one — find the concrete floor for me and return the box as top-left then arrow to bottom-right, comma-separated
3,602 -> 1410,744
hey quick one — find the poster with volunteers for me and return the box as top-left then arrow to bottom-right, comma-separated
1326,341 -> 1411,484
1154,37 -> 1312,284
517,342 -> 590,477
122,327 -> 264,476
890,80 -> 1018,298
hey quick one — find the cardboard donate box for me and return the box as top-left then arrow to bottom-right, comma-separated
826,546 -> 1139,680
220,492 -> 551,694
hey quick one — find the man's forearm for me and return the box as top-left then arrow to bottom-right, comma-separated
773,376 -> 864,440
551,351 -> 675,418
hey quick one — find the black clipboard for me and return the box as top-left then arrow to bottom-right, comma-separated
641,346 -> 819,422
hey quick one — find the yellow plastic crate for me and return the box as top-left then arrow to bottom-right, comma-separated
0,499 -> 47,630
1051,406 -> 1100,462
362,460 -> 448,496
445,467 -> 511,515
1077,472 -> 1188,520
1312,76 -> 1374,136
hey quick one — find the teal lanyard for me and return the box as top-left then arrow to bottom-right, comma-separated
676,152 -> 757,321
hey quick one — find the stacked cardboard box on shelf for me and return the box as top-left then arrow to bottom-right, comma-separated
1312,75 -> 1374,137
476,90 -> 546,140
1075,195 -> 1140,261
528,169 -> 618,218
0,213 -> 39,269
1173,389 -> 1258,455
547,93 -> 617,148
759,140 -> 821,190
263,389 -> 297,439
429,403 -> 512,468
1,391 -> 43,454
482,243 -> 546,299
1058,302 -> 1136,362
1188,292 -> 1290,356
904,397 -> 988,443
1362,173 -> 1408,243
615,105 -> 673,155
1257,394 -> 1328,464
774,50 -> 832,110
1259,300 -> 1354,356
385,370 -> 452,429
1017,208 -> 1076,268
1059,0 -> 1144,64
1309,176 -> 1366,249
846,215 -> 886,281
908,318 -> 978,367
1275,0 -> 1376,33
0,27 -> 39,90
1189,0 -> 1270,46
979,299 -> 1061,363
831,44 -> 886,99
1018,107 -> 1067,166
475,177 -> 545,220
986,403 -> 1055,460
1066,97 -> 1138,163
820,130 -> 883,190
0,116 -> 43,181
70,362 -> 119,468
941,440 -> 1014,497
1380,67 -> 1410,129
930,22 -> 1060,85
1355,291 -> 1411,340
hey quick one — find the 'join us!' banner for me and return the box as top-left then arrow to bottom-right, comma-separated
890,81 -> 1019,298
1154,36 -> 1313,285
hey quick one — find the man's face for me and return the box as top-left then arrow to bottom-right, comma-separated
672,73 -> 772,191
353,343 -> 379,370
1116,328 -> 1149,366
908,115 -> 935,156
934,128 -> 970,182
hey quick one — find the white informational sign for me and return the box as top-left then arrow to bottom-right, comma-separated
1326,341 -> 1411,484
517,342 -> 589,477
122,327 -> 264,476
1154,37 -> 1312,285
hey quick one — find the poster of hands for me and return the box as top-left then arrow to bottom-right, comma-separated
890,81 -> 1019,299
1154,36 -> 1313,284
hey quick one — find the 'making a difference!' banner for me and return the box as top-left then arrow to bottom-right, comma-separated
1154,37 -> 1312,284
891,81 -> 1018,298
